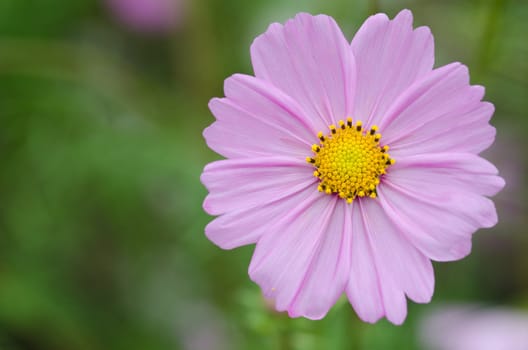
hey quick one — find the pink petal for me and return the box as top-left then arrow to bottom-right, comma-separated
379,184 -> 474,262
251,13 -> 356,131
359,200 -> 434,305
205,74 -> 316,159
205,185 -> 314,250
346,201 -> 385,323
347,200 -> 430,325
288,200 -> 352,319
351,9 -> 434,127
377,153 -> 504,262
201,156 -> 315,216
380,63 -> 496,155
249,193 -> 351,320
386,179 -> 497,229
389,152 -> 505,197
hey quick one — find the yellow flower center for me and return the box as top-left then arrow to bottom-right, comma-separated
306,117 -> 394,203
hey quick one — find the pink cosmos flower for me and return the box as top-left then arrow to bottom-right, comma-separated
106,0 -> 183,33
419,305 -> 528,350
201,10 -> 504,324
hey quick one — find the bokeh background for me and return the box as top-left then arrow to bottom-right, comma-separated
1,0 -> 527,349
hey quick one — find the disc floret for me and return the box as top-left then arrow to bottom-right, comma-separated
306,117 -> 394,203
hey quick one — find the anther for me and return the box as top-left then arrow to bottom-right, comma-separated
306,157 -> 315,164
339,120 -> 346,129
381,145 -> 389,153
329,124 -> 337,134
312,144 -> 320,153
317,131 -> 325,142
374,134 -> 381,142
356,121 -> 363,132
370,125 -> 378,135
346,117 -> 353,127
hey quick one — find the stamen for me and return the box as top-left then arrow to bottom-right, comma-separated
355,121 -> 362,132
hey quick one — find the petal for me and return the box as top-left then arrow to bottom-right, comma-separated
251,13 -> 356,130
389,152 -> 505,197
346,200 -> 419,325
201,156 -> 315,216
205,74 -> 317,159
380,63 -> 496,155
378,183 -> 474,262
346,201 -> 385,323
351,9 -> 434,127
347,200 -> 407,324
249,193 -> 351,320
205,185 -> 314,250
288,200 -> 352,319
377,153 -> 504,262
359,199 -> 435,305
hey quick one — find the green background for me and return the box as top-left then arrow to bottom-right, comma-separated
0,0 -> 526,349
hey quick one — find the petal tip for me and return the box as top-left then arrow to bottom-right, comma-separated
204,221 -> 233,250
388,314 -> 407,326
395,9 -> 414,23
356,312 -> 384,324
202,196 -> 215,215
287,308 -> 327,321
496,176 -> 506,191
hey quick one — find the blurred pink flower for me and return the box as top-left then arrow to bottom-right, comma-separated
420,305 -> 528,350
106,0 -> 184,33
201,10 -> 504,324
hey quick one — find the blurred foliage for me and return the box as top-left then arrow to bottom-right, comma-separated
0,0 -> 527,349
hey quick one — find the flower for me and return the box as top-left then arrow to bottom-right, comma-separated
105,0 -> 184,33
419,305 -> 528,350
201,10 -> 504,324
